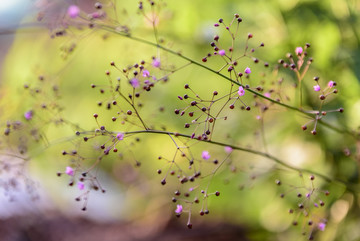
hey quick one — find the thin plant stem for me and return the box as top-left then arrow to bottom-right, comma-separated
96,23 -> 359,140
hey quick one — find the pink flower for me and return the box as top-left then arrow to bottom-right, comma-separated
116,132 -> 124,141
65,166 -> 74,176
328,81 -> 335,88
295,47 -> 303,55
224,146 -> 233,154
91,12 -> 101,19
77,182 -> 85,190
264,92 -> 271,98
202,151 -> 210,160
130,78 -> 140,88
24,110 -> 33,120
142,69 -> 150,77
67,5 -> 80,18
152,58 -> 161,68
238,86 -> 245,96
175,204 -> 183,214
244,67 -> 251,74
318,222 -> 326,231
313,85 -> 321,92
218,49 -> 226,56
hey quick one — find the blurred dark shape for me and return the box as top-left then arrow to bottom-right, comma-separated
0,213 -> 248,241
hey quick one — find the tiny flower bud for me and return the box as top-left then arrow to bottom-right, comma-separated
67,5 -> 80,18
328,80 -> 335,88
318,222 -> 326,231
65,166 -> 74,176
202,151 -> 210,160
238,86 -> 245,96
313,85 -> 321,92
116,132 -> 124,140
295,47 -> 303,55
244,67 -> 251,74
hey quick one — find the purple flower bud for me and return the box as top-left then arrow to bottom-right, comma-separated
152,58 -> 161,68
224,146 -> 233,153
116,132 -> 124,141
218,49 -> 226,56
130,78 -> 140,88
178,96 -> 183,100
328,81 -> 335,88
91,12 -> 101,19
175,204 -> 183,214
264,92 -> 271,98
318,222 -> 326,231
244,67 -> 251,74
313,85 -> 321,92
77,182 -> 85,190
295,47 -> 303,55
24,110 -> 33,120
142,69 -> 150,77
238,86 -> 245,96
65,166 -> 74,176
202,151 -> 210,160
67,5 -> 80,18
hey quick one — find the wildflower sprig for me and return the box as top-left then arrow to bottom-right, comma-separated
2,2 -> 359,239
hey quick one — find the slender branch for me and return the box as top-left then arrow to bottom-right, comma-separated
76,128 -> 359,193
4,22 -> 357,138
96,24 -> 359,140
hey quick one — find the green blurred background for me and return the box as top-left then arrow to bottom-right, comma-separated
1,0 -> 360,240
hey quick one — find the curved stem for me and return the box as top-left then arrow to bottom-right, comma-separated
96,24 -> 359,140
76,128 -> 357,193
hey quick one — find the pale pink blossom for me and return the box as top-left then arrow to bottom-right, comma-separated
175,204 -> 183,214
77,182 -> 85,190
224,146 -> 233,154
313,85 -> 321,92
218,50 -> 226,56
264,92 -> 271,98
318,222 -> 326,231
202,151 -> 210,160
328,81 -> 335,88
67,5 -> 80,18
24,110 -> 33,120
152,58 -> 161,68
130,78 -> 140,88
295,47 -> 303,55
142,69 -> 150,77
116,132 -> 124,141
244,67 -> 251,74
238,86 -> 245,96
65,166 -> 74,176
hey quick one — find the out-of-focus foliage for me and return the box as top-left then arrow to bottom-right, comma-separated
0,0 -> 359,241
